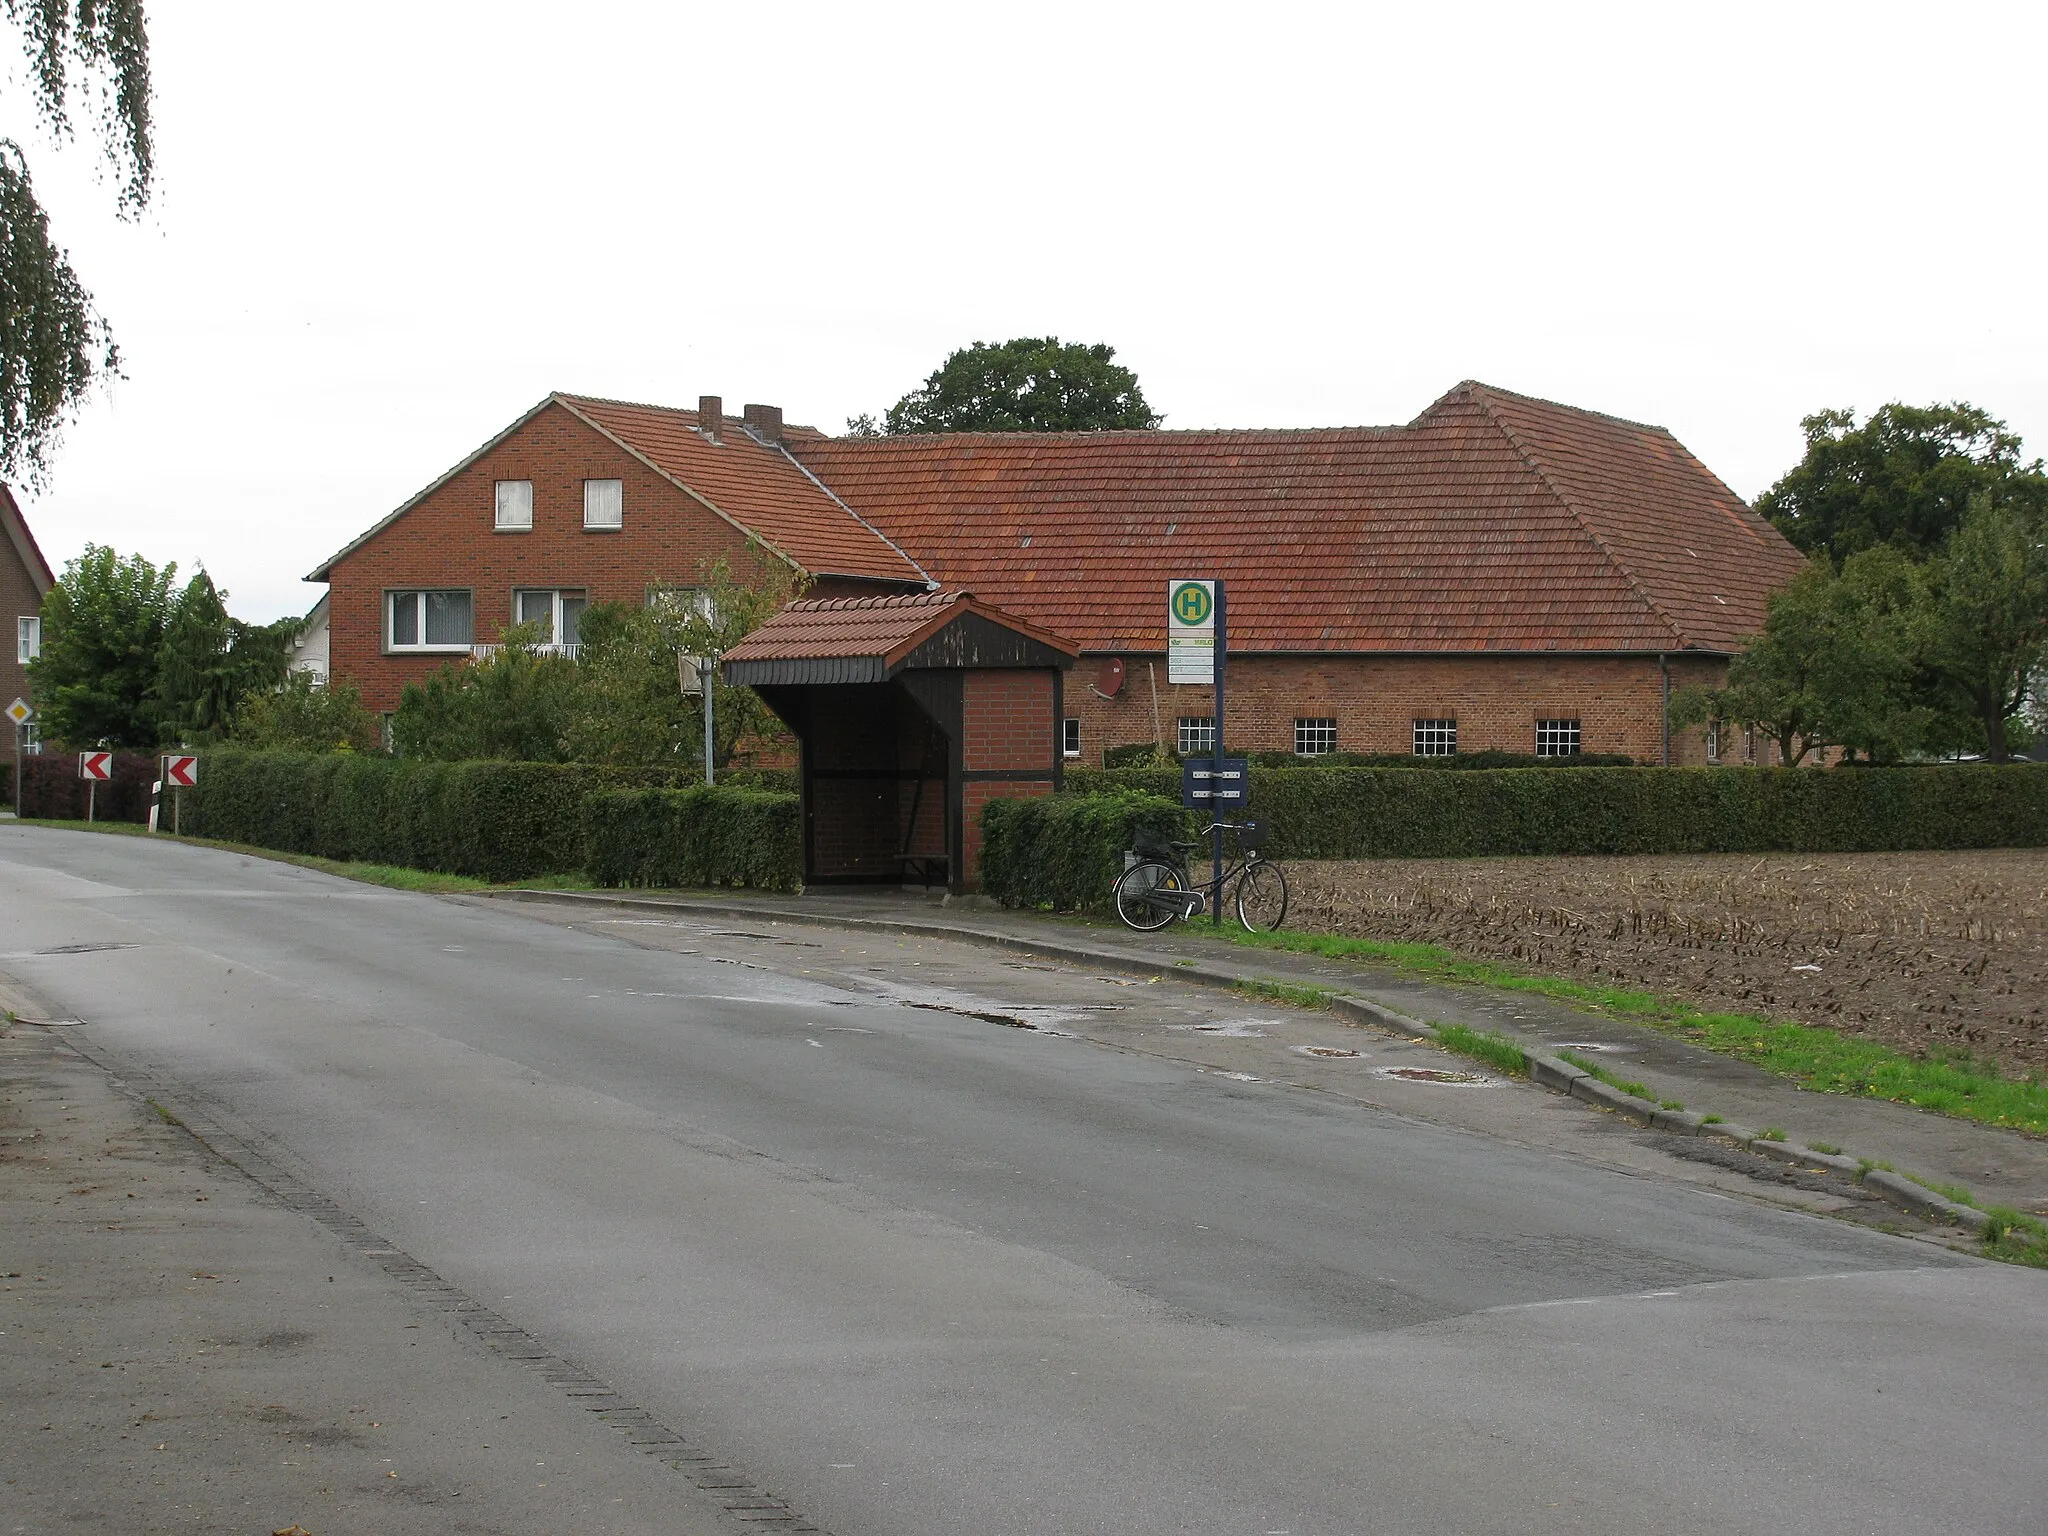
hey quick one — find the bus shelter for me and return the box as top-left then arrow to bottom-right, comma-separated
722,589 -> 1078,893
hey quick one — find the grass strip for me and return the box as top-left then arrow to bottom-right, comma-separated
1432,1023 -> 1528,1078
1234,977 -> 1337,1011
12,819 -> 591,895
1981,1208 -> 2048,1268
1217,924 -> 2048,1136
1558,1050 -> 1654,1101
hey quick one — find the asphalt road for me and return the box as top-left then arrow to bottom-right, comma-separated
6,825 -> 2046,1535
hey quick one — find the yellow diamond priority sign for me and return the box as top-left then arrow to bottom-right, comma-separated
5,697 -> 30,726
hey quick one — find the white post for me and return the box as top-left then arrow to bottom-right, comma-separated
702,658 -> 715,787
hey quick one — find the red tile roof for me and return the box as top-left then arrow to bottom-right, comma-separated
0,484 -> 54,593
308,395 -> 928,585
555,395 -> 927,585
791,382 -> 1807,655
724,588 -> 1076,669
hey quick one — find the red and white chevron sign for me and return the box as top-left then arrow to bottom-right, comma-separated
78,751 -> 113,781
164,754 -> 199,788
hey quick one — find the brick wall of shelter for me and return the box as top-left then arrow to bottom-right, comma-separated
1060,652 -> 1730,768
327,402 -> 783,714
961,669 -> 1056,885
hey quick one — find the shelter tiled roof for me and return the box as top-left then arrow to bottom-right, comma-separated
724,588 -> 1076,671
791,382 -> 1807,654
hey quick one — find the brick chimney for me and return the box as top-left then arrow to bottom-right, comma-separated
698,395 -> 722,443
743,403 -> 783,446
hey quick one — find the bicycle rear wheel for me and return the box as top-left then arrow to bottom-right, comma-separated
1114,860 -> 1187,932
1234,860 -> 1289,933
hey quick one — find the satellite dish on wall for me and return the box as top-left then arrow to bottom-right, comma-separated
1095,657 -> 1125,697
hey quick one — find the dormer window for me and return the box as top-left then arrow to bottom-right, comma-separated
584,479 -> 623,530
495,480 -> 533,530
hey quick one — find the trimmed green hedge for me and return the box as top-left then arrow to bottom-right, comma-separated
185,750 -> 792,883
1054,763 -> 2048,859
582,787 -> 801,890
981,790 -> 1190,911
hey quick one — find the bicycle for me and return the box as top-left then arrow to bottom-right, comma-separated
1112,818 -> 1290,934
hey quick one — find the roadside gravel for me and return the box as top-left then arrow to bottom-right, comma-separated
0,999 -> 741,1536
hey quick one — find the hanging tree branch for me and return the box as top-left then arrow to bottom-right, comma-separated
0,0 -> 151,487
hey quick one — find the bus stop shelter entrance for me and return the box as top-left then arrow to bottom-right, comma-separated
722,589 -> 1079,894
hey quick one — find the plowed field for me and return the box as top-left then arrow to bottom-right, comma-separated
1289,850 -> 2048,1078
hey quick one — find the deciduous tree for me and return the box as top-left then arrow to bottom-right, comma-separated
566,552 -> 800,770
230,671 -> 378,754
1673,554 -> 1922,765
27,541 -> 173,746
155,570 -> 295,744
1913,495 -> 2048,762
389,626 -> 578,762
861,338 -> 1161,435
0,1 -> 153,487
1758,403 -> 2048,565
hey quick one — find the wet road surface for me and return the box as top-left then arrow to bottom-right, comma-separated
5,826 -> 2044,1535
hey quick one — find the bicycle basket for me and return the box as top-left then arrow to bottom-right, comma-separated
1133,826 -> 1182,859
1232,818 -> 1269,852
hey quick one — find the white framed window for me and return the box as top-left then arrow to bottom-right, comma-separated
647,585 -> 716,620
1178,716 -> 1215,756
1062,718 -> 1081,758
1295,717 -> 1337,756
1706,720 -> 1721,763
16,615 -> 38,663
1413,718 -> 1456,756
1535,718 -> 1582,757
513,589 -> 587,647
495,479 -> 533,530
1744,725 -> 1756,763
584,478 -> 623,530
386,589 -> 474,651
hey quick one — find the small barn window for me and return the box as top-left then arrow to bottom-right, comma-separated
495,480 -> 533,530
1295,718 -> 1337,756
1535,719 -> 1582,757
1062,718 -> 1081,758
1413,718 -> 1456,756
584,478 -> 623,529
1178,716 -> 1215,756
16,615 -> 38,663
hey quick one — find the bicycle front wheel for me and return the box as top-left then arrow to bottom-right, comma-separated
1234,860 -> 1289,933
1114,860 -> 1187,932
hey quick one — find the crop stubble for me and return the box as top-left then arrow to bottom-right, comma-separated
1289,849 -> 2048,1077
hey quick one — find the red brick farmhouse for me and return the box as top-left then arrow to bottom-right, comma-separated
308,382 -> 1806,887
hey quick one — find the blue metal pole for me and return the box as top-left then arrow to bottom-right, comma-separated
1212,580 -> 1225,925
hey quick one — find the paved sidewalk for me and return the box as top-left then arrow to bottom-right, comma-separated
491,886 -> 2048,1217
0,980 -> 762,1536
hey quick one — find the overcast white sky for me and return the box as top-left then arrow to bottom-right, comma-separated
15,1 -> 2048,620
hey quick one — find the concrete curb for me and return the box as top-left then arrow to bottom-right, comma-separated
483,888 -> 1994,1237
1861,1168 -> 1988,1231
